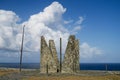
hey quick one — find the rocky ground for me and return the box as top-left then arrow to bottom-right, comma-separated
0,68 -> 120,80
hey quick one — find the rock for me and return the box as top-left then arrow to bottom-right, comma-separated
40,36 -> 59,73
49,40 -> 59,72
40,35 -> 80,74
62,35 -> 80,73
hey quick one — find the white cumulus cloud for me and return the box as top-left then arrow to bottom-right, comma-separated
22,1 -> 69,52
80,42 -> 102,58
0,1 -> 102,62
0,10 -> 19,26
0,10 -> 21,50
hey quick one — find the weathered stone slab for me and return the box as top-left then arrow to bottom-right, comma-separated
40,36 -> 54,73
40,35 -> 80,74
73,39 -> 80,72
49,40 -> 59,72
40,36 -> 59,73
62,35 -> 80,73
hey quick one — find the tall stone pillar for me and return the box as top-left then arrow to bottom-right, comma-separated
40,36 -> 56,73
62,35 -> 80,73
49,40 -> 59,72
73,39 -> 80,72
40,36 -> 59,73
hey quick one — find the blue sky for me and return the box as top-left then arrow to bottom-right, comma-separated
0,0 -> 120,63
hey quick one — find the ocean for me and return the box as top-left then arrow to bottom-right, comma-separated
0,63 -> 120,71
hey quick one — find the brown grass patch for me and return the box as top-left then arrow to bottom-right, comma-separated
0,69 -> 120,80
0,69 -> 19,76
22,75 -> 120,80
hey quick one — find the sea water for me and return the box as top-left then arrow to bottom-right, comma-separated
0,63 -> 120,71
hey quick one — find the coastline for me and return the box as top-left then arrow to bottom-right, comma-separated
0,67 -> 120,74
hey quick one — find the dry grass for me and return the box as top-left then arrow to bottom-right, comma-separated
22,75 -> 120,80
0,69 -> 120,80
0,69 -> 19,76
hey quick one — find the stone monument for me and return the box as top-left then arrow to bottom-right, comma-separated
40,36 -> 59,73
40,35 -> 80,74
62,35 -> 80,73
